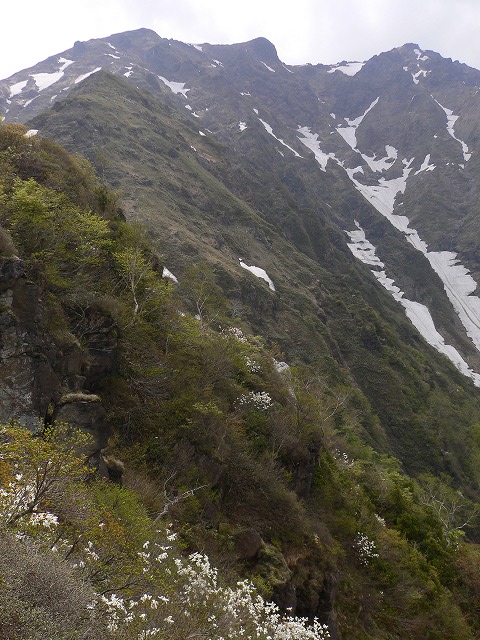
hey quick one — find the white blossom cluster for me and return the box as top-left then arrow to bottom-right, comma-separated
354,532 -> 379,566
237,390 -> 273,411
0,477 -> 36,524
245,356 -> 261,373
0,442 -> 329,639
223,326 -> 248,343
333,449 -> 354,469
97,541 -> 330,639
375,514 -> 386,527
28,511 -> 59,528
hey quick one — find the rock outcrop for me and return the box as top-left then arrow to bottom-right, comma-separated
0,256 -> 116,472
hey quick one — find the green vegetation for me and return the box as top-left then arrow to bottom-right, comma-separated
1,118 -> 480,638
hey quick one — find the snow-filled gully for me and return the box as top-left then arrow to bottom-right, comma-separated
345,167 -> 480,355
297,96 -> 480,383
346,222 -> 480,387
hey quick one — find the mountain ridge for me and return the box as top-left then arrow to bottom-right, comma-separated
5,27 -> 479,385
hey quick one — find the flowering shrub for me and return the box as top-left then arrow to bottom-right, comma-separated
245,355 -> 261,373
0,422 -> 89,527
99,543 -> 330,639
223,326 -> 248,343
0,423 -> 330,640
333,449 -> 354,469
354,532 -> 379,566
237,391 -> 273,411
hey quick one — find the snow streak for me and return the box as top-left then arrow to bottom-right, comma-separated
346,222 -> 480,386
158,76 -> 189,97
344,161 -> 480,354
432,97 -> 471,162
297,127 -> 336,170
336,98 -> 379,150
258,119 -> 303,157
239,259 -> 275,291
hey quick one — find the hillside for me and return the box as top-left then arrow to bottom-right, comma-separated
1,29 -> 480,639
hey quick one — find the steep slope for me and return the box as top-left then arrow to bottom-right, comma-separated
3,34 -> 480,639
2,118 -> 480,640
21,62 -> 480,485
3,29 -> 480,383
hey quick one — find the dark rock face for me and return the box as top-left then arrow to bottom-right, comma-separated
247,37 -> 279,63
0,258 -> 59,428
234,528 -> 263,559
52,393 -> 111,471
0,257 -> 117,471
292,448 -> 318,498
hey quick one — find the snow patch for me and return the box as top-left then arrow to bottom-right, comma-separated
190,44 -> 203,52
58,58 -> 74,70
28,58 -> 74,92
361,145 -> 398,173
336,97 -> 379,150
345,158 -> 414,217
24,129 -> 38,138
411,69 -> 429,84
261,61 -> 275,73
239,259 -> 275,291
297,126 -> 336,171
74,67 -> 102,84
31,71 -> 63,91
106,53 -> 120,59
240,92 -> 251,96
259,119 -> 303,157
346,221 -> 480,386
239,122 -> 247,132
212,59 -> 224,67
199,130 -> 206,136
9,80 -> 28,97
414,154 -> 436,174
432,96 -> 471,162
328,61 -> 365,76
158,76 -> 189,97
414,48 -> 429,61
162,267 -> 178,283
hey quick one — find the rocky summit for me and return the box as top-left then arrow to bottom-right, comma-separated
2,28 -> 480,639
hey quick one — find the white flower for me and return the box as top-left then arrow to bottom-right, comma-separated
354,532 -> 379,565
245,356 -> 261,373
237,390 -> 273,410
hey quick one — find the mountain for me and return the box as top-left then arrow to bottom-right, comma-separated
2,28 -> 480,639
2,30 -> 480,379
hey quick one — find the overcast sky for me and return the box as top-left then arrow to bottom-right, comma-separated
1,0 -> 479,79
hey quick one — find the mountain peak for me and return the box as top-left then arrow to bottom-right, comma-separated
244,37 -> 279,62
